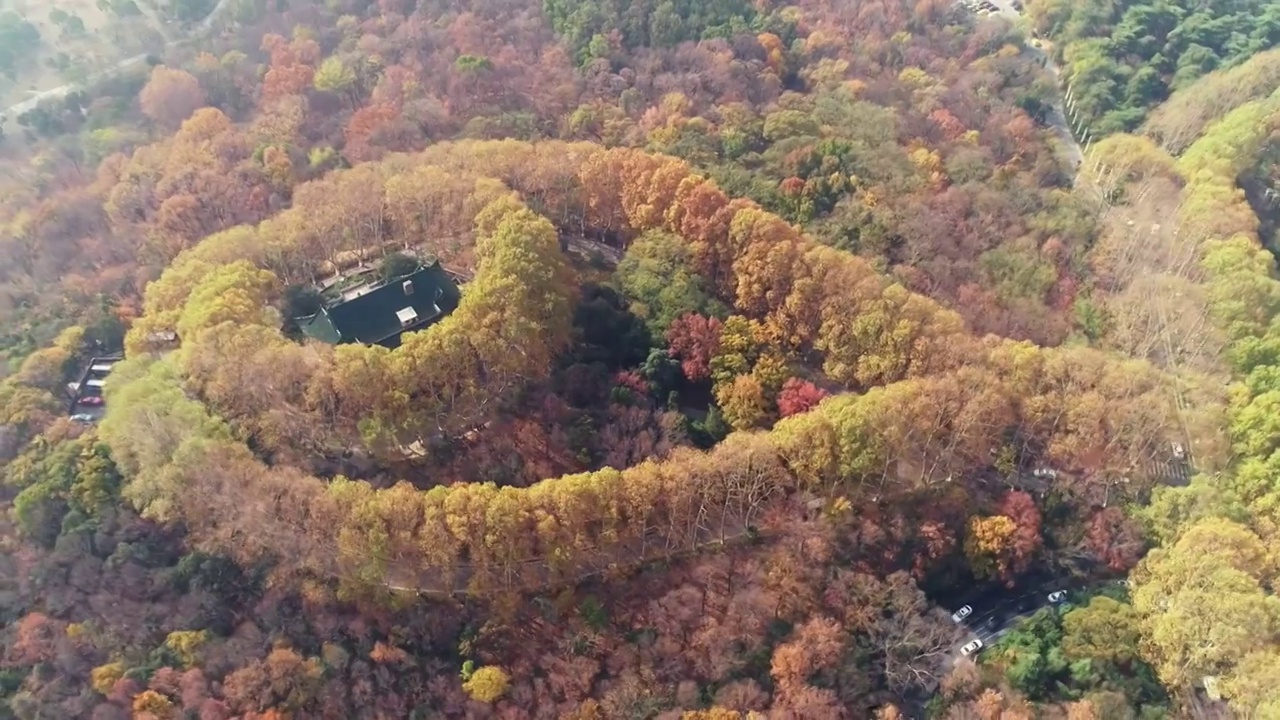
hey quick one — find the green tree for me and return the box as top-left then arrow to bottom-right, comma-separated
0,12 -> 40,79
455,54 -> 493,73
313,56 -> 357,95
614,230 -> 726,335
1062,596 -> 1142,665
379,252 -> 421,282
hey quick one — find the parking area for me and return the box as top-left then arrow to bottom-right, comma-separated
958,0 -> 1002,16
67,356 -> 120,424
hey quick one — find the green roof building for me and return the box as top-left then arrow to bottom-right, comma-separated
297,260 -> 461,348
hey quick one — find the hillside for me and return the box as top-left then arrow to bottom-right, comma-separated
0,0 -> 1277,717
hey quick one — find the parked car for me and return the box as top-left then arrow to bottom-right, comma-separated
1048,590 -> 1068,603
952,605 -> 973,623
960,639 -> 984,657
79,396 -> 103,406
70,413 -> 96,423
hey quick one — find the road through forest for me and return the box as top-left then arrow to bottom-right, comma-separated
986,0 -> 1086,172
0,0 -> 235,124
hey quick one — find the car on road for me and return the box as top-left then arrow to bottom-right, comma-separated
1047,590 -> 1068,603
70,413 -> 96,423
952,605 -> 973,623
79,396 -> 103,406
960,639 -> 984,657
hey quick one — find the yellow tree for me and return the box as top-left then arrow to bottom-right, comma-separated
964,515 -> 1017,582
716,374 -> 769,431
1131,518 -> 1280,689
462,665 -> 511,703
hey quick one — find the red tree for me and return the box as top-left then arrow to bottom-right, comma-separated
779,176 -> 806,197
777,378 -> 829,417
613,369 -> 649,396
998,490 -> 1043,578
7,612 -> 63,664
343,103 -> 400,163
1084,507 -> 1144,572
140,66 -> 206,129
666,313 -> 723,382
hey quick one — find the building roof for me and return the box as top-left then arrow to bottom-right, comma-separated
298,260 -> 461,347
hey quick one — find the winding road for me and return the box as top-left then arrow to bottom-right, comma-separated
985,0 -> 1086,172
1,0 -> 235,125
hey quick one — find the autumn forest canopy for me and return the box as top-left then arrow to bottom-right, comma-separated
0,0 -> 1279,717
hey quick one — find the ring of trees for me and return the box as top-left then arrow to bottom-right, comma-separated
96,140 -> 1222,599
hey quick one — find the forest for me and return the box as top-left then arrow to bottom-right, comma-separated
0,0 -> 1277,717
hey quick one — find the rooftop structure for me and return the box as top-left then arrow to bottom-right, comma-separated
296,260 -> 461,348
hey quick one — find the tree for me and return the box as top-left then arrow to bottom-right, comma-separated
221,648 -> 323,713
777,378 -> 828,417
379,252 -> 421,281
1061,597 -> 1142,665
0,11 -> 40,80
463,666 -> 510,703
666,313 -> 723,382
716,374 -> 768,431
1222,650 -> 1280,718
140,66 -> 206,129
1084,507 -> 1144,572
313,56 -> 356,96
998,491 -> 1043,569
964,515 -> 1019,583
1144,48 -> 1280,153
709,315 -> 763,387
826,571 -> 959,695
8,612 -> 64,664
1131,519 -> 1279,689
615,230 -> 725,335
770,617 -> 845,697
132,689 -> 176,718
91,662 -> 125,695
163,630 -> 209,668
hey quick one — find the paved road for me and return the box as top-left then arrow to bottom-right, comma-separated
942,573 -> 1074,662
1,0 -> 234,127
3,53 -> 153,120
982,0 -> 1086,172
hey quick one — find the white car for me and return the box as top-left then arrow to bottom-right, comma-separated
951,605 -> 973,623
960,639 -> 984,657
1047,590 -> 1068,603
